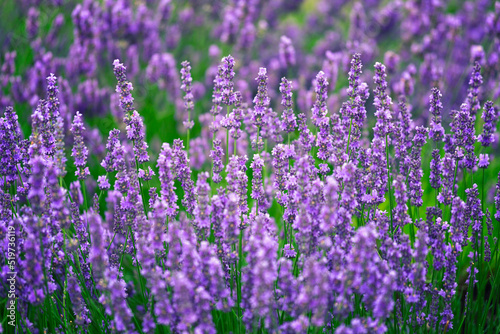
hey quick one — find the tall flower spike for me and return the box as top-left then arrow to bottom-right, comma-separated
242,213 -> 278,331
71,111 -> 90,180
428,87 -> 444,142
250,154 -> 265,211
221,91 -> 244,140
180,60 -> 194,130
373,62 -> 393,138
172,139 -> 196,215
466,62 -> 483,117
279,35 -> 296,70
437,153 -> 455,205
253,67 -> 269,128
101,129 -> 125,173
394,97 -> 413,177
345,53 -> 368,153
311,71 -> 329,128
221,55 -> 236,106
454,103 -> 476,169
347,53 -> 362,99
210,139 -> 224,183
279,77 -> 297,133
126,110 -> 150,163
409,126 -> 429,206
429,149 -> 442,189
478,101 -> 498,147
210,64 -> 224,120
0,106 -> 22,183
194,172 -> 211,238
113,59 -> 134,114
392,175 -> 411,230
157,143 -> 179,218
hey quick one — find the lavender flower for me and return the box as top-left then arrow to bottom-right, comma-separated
394,97 -> 413,177
478,153 -> 490,168
251,154 -> 265,211
71,111 -> 90,180
210,139 -> 224,183
194,172 -> 211,237
311,71 -> 329,128
438,153 -> 456,205
279,35 -> 296,70
221,91 -> 245,140
466,62 -> 483,117
429,149 -> 442,189
221,55 -> 236,106
392,175 -> 411,230
97,175 -> 110,190
67,268 -> 90,328
428,87 -> 445,142
173,139 -> 196,215
113,59 -> 134,114
126,110 -> 150,163
180,60 -> 194,130
279,77 -> 297,134
466,184 -> 484,247
226,155 -> 249,213
478,101 -> 498,147
0,106 -> 22,183
156,143 -> 178,219
253,67 -> 270,128
102,129 -> 125,172
440,243 -> 458,329
409,126 -> 429,206
373,62 -> 393,138
242,213 -> 278,331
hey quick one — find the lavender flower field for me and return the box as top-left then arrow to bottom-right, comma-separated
2,0 -> 500,333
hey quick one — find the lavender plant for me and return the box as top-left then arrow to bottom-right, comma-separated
1,1 -> 500,333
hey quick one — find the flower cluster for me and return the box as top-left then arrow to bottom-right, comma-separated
2,1 -> 500,334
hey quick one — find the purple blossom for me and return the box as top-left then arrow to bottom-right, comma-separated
173,139 -> 196,215
98,175 -> 110,190
392,175 -> 411,230
466,62 -> 483,117
101,129 -> 125,172
373,62 -> 393,138
242,213 -> 278,331
253,67 -> 270,128
437,153 -> 456,205
478,101 -> 498,147
409,126 -> 429,206
113,59 -> 134,114
250,154 -> 265,211
226,155 -> 249,213
0,106 -> 22,183
180,60 -> 194,130
429,149 -> 442,189
394,97 -> 413,177
194,172 -> 211,237
279,77 -> 297,134
478,153 -> 490,168
428,87 -> 445,142
157,143 -> 179,218
70,111 -> 89,180
311,71 -> 329,128
221,55 -> 236,106
279,35 -> 296,69
210,139 -> 224,183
